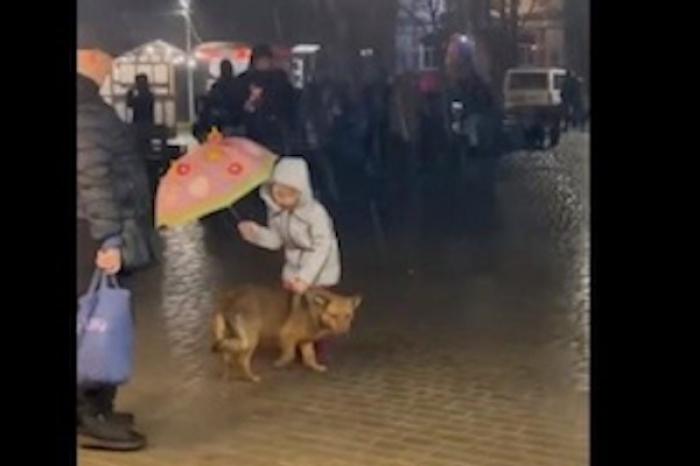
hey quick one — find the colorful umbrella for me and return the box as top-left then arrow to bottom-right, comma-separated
155,129 -> 277,228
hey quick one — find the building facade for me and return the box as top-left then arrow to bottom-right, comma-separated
395,0 -> 448,73
517,0 -> 565,68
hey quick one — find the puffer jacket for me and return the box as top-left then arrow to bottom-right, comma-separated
77,73 -> 160,271
253,157 -> 341,287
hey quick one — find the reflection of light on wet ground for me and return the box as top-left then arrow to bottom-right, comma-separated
498,136 -> 590,392
567,231 -> 590,392
160,223 -> 214,393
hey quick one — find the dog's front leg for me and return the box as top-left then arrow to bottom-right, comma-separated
300,342 -> 327,373
274,337 -> 297,368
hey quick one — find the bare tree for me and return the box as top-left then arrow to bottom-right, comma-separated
397,0 -> 441,33
303,0 -> 398,80
441,0 -> 543,89
424,0 -> 442,30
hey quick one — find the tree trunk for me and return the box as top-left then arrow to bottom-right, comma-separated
510,0 -> 520,65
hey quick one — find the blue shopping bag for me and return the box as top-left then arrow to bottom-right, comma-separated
77,270 -> 134,387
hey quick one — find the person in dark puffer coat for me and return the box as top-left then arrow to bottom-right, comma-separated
77,32 -> 159,450
77,74 -> 159,281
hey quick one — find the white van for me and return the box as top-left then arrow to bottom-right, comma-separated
503,67 -> 567,148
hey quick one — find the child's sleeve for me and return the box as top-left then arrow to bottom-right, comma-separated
249,218 -> 283,250
296,207 -> 334,284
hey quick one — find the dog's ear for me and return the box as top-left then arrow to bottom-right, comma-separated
351,295 -> 363,310
305,290 -> 330,309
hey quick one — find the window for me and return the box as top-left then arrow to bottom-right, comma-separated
508,72 -> 548,90
154,64 -> 169,85
119,64 -> 136,84
419,45 -> 439,70
554,74 -> 566,90
154,101 -> 164,125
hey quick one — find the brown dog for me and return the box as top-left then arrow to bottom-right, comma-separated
212,284 -> 361,382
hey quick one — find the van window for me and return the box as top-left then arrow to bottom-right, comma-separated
509,73 -> 548,90
554,75 -> 566,90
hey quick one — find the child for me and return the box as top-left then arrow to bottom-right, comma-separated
238,157 -> 341,361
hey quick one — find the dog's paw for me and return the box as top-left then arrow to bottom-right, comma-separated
311,364 -> 328,373
274,359 -> 293,369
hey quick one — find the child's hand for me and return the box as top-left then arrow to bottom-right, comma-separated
237,221 -> 260,242
289,277 -> 310,295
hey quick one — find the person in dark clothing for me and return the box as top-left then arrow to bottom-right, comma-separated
77,42 -> 159,451
126,73 -> 155,162
126,74 -> 155,125
362,75 -> 391,180
326,81 -> 371,201
296,79 -> 340,205
206,59 -> 241,136
234,44 -> 297,154
446,61 -> 500,159
561,70 -> 584,131
227,45 -> 298,221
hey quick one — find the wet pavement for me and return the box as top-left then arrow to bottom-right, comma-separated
80,132 -> 589,466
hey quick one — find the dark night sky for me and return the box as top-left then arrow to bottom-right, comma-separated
78,0 -> 290,53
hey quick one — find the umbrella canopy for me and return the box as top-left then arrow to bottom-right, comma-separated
156,129 -> 277,228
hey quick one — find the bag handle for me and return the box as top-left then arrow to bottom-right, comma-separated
85,269 -> 102,296
77,269 -> 102,345
100,272 -> 120,290
84,269 -> 120,296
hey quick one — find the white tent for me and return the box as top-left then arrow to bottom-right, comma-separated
101,40 -> 187,129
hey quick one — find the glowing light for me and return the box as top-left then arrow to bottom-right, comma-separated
292,44 -> 321,54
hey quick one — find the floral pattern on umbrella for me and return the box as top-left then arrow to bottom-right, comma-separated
156,129 -> 278,228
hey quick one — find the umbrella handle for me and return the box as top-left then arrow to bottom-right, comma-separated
228,206 -> 242,223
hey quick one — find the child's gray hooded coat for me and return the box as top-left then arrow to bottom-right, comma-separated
254,157 -> 341,287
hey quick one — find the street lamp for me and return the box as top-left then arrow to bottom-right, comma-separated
179,0 -> 195,123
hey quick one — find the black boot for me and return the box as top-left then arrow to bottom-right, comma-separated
78,413 -> 146,451
79,385 -> 134,426
109,412 -> 135,426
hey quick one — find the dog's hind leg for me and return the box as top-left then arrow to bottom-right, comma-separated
237,340 -> 260,383
226,316 -> 261,383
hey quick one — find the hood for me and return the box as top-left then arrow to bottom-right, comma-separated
261,157 -> 314,212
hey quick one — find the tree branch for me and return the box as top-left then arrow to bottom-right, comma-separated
397,2 -> 433,31
520,0 -> 540,27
